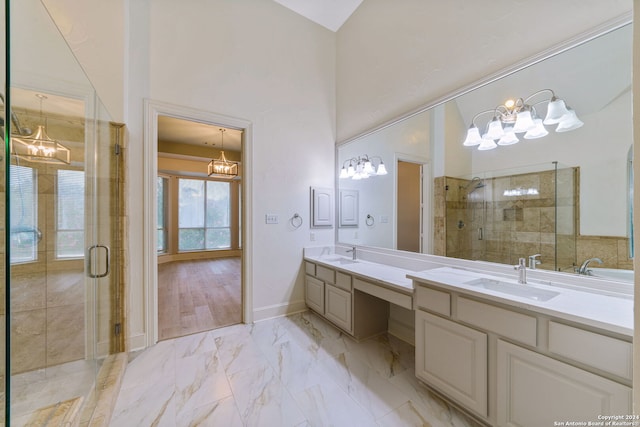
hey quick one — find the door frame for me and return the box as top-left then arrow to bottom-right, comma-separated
143,100 -> 253,347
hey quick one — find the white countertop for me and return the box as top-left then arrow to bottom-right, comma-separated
409,267 -> 633,337
304,254 -> 414,295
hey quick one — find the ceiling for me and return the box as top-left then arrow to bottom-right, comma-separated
157,116 -> 243,152
272,0 -> 363,32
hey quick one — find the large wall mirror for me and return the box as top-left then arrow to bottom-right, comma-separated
337,21 -> 633,282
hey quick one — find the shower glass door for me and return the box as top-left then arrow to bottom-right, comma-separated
6,0 -> 122,424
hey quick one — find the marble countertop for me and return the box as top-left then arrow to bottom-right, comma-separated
304,254 -> 414,295
409,267 -> 633,337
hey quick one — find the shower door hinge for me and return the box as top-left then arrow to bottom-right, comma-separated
114,323 -> 121,336
115,143 -> 121,155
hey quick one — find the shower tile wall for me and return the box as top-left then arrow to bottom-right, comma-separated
435,169 -> 578,272
10,110 -> 86,374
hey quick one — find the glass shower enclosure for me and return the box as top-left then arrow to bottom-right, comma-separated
1,0 -> 124,424
443,162 -> 577,272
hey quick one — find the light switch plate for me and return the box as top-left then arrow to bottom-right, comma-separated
265,214 -> 278,224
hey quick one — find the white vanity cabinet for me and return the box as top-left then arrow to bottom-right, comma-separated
324,284 -> 352,332
497,339 -> 631,426
413,280 -> 632,426
304,275 -> 325,314
304,261 -> 389,339
416,310 -> 487,417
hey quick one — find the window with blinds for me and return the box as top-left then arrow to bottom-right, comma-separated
9,165 -> 37,263
56,169 -> 85,259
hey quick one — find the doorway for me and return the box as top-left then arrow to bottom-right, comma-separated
155,115 -> 244,341
397,160 -> 423,252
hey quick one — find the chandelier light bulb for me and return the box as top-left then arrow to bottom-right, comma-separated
376,162 -> 388,175
524,118 -> 549,139
478,135 -> 498,151
485,117 -> 505,140
555,108 -> 584,132
497,126 -> 520,145
512,110 -> 535,133
543,97 -> 570,125
463,125 -> 483,146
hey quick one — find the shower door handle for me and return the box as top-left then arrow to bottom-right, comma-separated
87,244 -> 110,278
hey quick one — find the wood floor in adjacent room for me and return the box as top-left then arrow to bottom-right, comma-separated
158,257 -> 241,341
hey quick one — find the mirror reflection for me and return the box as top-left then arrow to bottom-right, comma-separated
337,23 -> 633,281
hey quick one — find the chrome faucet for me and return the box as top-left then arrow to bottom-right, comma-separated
345,246 -> 357,260
528,254 -> 541,269
514,258 -> 527,284
577,257 -> 603,275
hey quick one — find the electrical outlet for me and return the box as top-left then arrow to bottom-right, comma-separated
310,232 -> 316,241
265,214 -> 278,224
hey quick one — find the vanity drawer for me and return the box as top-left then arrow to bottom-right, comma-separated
316,265 -> 335,284
457,297 -> 537,347
416,286 -> 451,317
305,261 -> 316,276
335,271 -> 352,291
354,278 -> 412,309
548,321 -> 632,380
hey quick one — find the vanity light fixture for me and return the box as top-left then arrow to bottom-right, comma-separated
207,128 -> 238,178
11,94 -> 71,164
339,155 -> 387,180
463,89 -> 584,151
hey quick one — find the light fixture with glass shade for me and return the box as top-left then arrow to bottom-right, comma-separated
462,89 -> 583,151
207,128 -> 239,178
339,155 -> 387,180
11,94 -> 71,164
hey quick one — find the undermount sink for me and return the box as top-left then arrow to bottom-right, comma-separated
322,256 -> 358,265
464,278 -> 560,302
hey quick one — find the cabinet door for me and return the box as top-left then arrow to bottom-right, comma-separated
324,284 -> 352,332
497,340 -> 631,427
415,310 -> 487,417
305,275 -> 324,314
310,187 -> 333,227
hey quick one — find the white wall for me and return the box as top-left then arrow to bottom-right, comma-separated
146,0 -> 336,323
337,111 -> 429,248
336,0 -> 633,143
44,0 -> 336,344
42,0 -> 126,122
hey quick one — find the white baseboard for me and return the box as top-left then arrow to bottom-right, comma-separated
252,300 -> 307,322
388,317 -> 415,345
126,333 -> 148,352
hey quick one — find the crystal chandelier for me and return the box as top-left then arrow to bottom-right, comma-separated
11,94 -> 71,164
207,128 -> 238,178
339,155 -> 387,180
462,89 -> 584,151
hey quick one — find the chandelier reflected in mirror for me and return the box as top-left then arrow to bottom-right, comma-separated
11,94 -> 71,164
339,154 -> 387,180
462,89 -> 584,151
208,128 -> 239,178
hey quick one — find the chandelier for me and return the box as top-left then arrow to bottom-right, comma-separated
462,89 -> 584,151
11,94 -> 71,164
339,155 -> 387,180
207,128 -> 238,178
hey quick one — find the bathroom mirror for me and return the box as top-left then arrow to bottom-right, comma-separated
337,22 -> 633,279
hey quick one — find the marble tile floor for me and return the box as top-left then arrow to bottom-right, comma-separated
111,311 -> 482,427
9,358 -> 100,426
